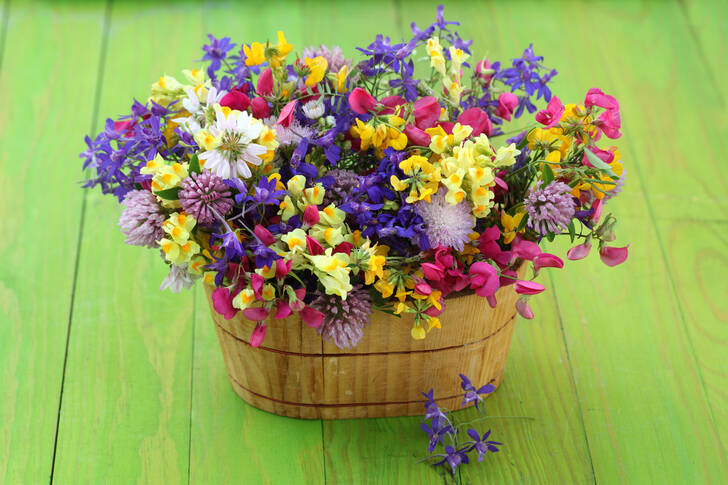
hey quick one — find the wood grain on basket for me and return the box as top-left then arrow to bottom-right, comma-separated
205,265 -> 524,419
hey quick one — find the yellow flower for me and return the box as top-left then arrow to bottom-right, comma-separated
304,56 -> 328,87
363,245 -> 387,285
411,325 -> 426,340
162,211 -> 197,244
336,65 -> 350,93
307,249 -> 352,298
270,31 -> 293,68
318,204 -> 346,226
280,228 -> 307,253
243,42 -> 266,66
159,238 -> 200,265
501,210 -> 525,244
391,155 -> 441,203
426,316 -> 441,332
494,143 -> 521,167
232,288 -> 256,310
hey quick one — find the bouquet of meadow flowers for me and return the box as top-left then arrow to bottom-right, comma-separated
80,5 -> 628,350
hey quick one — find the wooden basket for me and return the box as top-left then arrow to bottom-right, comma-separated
204,275 -> 522,419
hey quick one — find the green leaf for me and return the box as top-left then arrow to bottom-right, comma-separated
189,154 -> 201,174
567,220 -> 576,243
516,212 -> 529,232
546,232 -> 556,242
154,186 -> 181,200
584,148 -> 617,178
517,131 -> 530,150
541,163 -> 555,185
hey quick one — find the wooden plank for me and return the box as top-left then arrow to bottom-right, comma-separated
0,2 -> 106,483
319,2 -> 595,483
50,2 -> 205,484
187,2 -> 325,484
476,0 -> 728,481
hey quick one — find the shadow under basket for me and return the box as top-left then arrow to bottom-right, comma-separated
204,273 -> 523,420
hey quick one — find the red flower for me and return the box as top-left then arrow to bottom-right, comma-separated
250,97 -> 271,118
534,95 -> 564,128
220,89 -> 250,112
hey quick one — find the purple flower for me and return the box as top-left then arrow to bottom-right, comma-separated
201,34 -> 236,78
466,429 -> 502,461
213,230 -> 243,260
179,170 -> 234,224
118,189 -> 165,247
416,191 -> 474,251
251,242 -> 279,269
253,176 -> 285,206
432,445 -> 470,475
310,286 -> 372,349
524,180 -> 576,235
421,421 -> 454,454
302,45 -> 351,73
459,374 -> 495,409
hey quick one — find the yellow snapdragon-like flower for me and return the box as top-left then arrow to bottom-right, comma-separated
280,228 -> 308,253
494,143 -> 521,167
159,238 -> 201,266
426,37 -> 446,76
307,249 -> 352,299
150,74 -> 185,106
158,212 -> 200,266
244,42 -> 266,66
140,154 -> 189,193
162,211 -> 196,244
336,65 -> 350,93
182,68 -> 205,85
304,56 -> 328,87
232,288 -> 256,310
390,155 -> 441,203
319,204 -> 347,226
501,210 -> 525,244
270,31 -> 293,68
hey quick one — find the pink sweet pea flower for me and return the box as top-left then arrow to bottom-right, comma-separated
250,322 -> 267,348
254,224 -> 275,246
306,235 -> 325,256
582,146 -> 615,166
590,198 -> 603,224
250,273 -> 265,299
486,294 -> 498,308
422,262 -> 445,281
403,124 -> 431,146
511,235 -> 541,261
300,306 -> 324,328
250,97 -> 271,118
277,99 -> 297,127
220,89 -> 250,112
595,108 -> 622,139
244,306 -> 270,322
379,95 -> 406,115
274,299 -> 292,319
533,253 -> 564,272
534,95 -> 564,128
475,58 -> 494,83
498,268 -> 518,287
303,205 -> 320,226
275,259 -> 292,280
584,88 -> 619,110
567,242 -> 592,260
599,245 -> 629,267
413,96 -> 441,129
469,262 -> 500,298
348,87 -> 378,114
257,68 -> 273,96
457,107 -> 492,136
514,280 -> 545,295
495,92 -> 518,121
211,287 -> 239,320
516,298 -> 534,319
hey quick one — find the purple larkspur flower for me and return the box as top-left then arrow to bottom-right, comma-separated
118,190 -> 165,247
201,34 -> 236,78
310,285 -> 372,349
213,230 -> 244,260
465,429 -> 502,462
416,191 -> 475,251
459,374 -> 495,410
179,170 -> 234,224
524,180 -> 576,235
253,175 -> 286,206
432,445 -> 470,475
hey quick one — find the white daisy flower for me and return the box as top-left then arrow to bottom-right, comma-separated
196,106 -> 267,179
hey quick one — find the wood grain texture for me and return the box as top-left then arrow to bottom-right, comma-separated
50,2 -> 203,484
0,2 -> 104,483
205,277 -> 520,419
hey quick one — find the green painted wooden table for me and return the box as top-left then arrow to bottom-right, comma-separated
1,0 -> 726,483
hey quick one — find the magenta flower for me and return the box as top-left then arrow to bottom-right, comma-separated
567,241 -> 592,260
277,99 -> 297,126
533,253 -> 564,272
511,236 -> 541,261
413,96 -> 441,128
403,124 -> 431,146
514,280 -> 545,295
516,298 -> 534,319
300,306 -> 324,328
250,322 -> 267,348
584,87 -> 619,110
211,287 -> 239,320
457,107 -> 492,136
535,95 -> 564,128
250,97 -> 270,118
348,87 -> 378,114
254,224 -> 275,246
220,89 -> 250,112
303,204 -> 320,226
495,92 -> 518,121
599,245 -> 629,266
469,262 -> 500,297
243,306 -> 270,322
257,68 -> 273,95
274,300 -> 292,319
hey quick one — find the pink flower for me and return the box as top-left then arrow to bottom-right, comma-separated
499,268 -> 518,287
478,226 -> 511,267
211,287 -> 239,320
220,89 -> 250,112
277,99 -> 297,127
486,294 -> 498,308
275,259 -> 292,280
300,306 -> 324,328
475,58 -> 494,83
243,306 -> 270,321
250,97 -> 271,118
534,95 -> 564,128
333,241 -> 354,254
250,322 -> 267,347
274,300 -> 292,319
303,204 -> 320,226
533,253 -> 564,272
414,281 -> 433,296
257,68 -> 273,96
599,245 -> 629,267
457,107 -> 492,136
495,92 -> 518,121
514,280 -> 545,295
567,242 -> 592,260
306,235 -> 324,256
250,273 -> 264,299
469,262 -> 500,298
590,198 -> 603,224
422,262 -> 445,281
516,298 -> 534,319
379,95 -> 406,115
595,108 -> 622,139
511,235 -> 541,261
348,88 -> 378,114
413,96 -> 441,129
403,124 -> 431,146
254,224 -> 275,246
584,88 -> 619,110
582,146 -> 615,166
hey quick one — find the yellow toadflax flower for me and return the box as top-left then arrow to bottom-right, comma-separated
304,56 -> 328,87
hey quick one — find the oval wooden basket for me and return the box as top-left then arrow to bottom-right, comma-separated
204,274 -> 522,419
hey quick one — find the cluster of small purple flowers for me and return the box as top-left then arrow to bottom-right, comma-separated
420,375 -> 502,477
